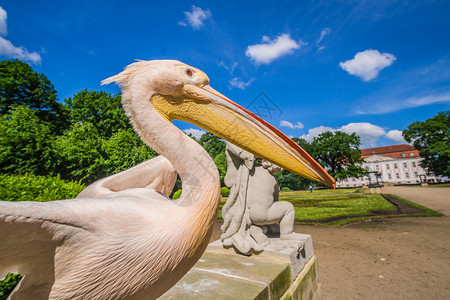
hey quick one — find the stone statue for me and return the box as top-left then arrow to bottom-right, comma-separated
220,143 -> 305,255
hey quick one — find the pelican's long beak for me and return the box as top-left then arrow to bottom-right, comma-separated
151,84 -> 336,188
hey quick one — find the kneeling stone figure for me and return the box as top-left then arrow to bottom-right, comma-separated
221,143 -> 304,255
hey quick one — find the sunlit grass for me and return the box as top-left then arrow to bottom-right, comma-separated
217,188 -> 397,224
293,194 -> 396,221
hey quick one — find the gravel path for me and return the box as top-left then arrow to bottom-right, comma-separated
211,186 -> 450,299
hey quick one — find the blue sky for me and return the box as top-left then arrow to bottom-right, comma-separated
1,0 -> 449,148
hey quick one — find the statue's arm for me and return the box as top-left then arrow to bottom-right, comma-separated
77,155 -> 177,199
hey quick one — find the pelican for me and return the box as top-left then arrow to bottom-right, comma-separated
0,60 -> 335,299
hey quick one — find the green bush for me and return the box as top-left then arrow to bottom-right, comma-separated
0,173 -> 85,202
0,273 -> 22,300
220,187 -> 230,197
281,187 -> 291,192
173,189 -> 182,199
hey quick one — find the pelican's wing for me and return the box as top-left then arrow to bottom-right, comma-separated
0,199 -> 86,298
0,190 -> 174,299
77,155 -> 177,199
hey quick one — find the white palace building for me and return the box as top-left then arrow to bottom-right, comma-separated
336,144 -> 448,188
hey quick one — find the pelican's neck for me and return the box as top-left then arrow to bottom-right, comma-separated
124,88 -> 220,208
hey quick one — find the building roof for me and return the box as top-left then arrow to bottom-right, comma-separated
361,144 -> 419,159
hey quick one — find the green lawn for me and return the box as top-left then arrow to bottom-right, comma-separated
217,187 -> 446,225
280,189 -> 396,223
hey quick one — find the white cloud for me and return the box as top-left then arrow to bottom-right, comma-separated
178,6 -> 211,30
300,122 -> 387,148
0,6 -> 41,64
317,27 -> 330,43
385,130 -> 407,143
280,120 -> 304,129
183,128 -> 205,139
300,125 -> 334,142
229,77 -> 254,90
339,123 -> 386,147
0,37 -> 41,64
0,6 -> 7,36
246,34 -> 304,64
339,49 -> 396,81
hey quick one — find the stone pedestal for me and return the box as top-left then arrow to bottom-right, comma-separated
160,237 -> 321,300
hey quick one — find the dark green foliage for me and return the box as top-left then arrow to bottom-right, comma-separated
310,131 -> 366,181
0,273 -> 22,300
173,189 -> 182,199
278,133 -> 365,190
54,90 -> 157,183
197,132 -> 227,186
277,137 -> 314,191
403,111 -> 450,176
0,105 -> 54,175
102,129 -> 158,175
65,90 -> 131,139
0,59 -> 68,132
292,137 -> 311,153
214,152 -> 227,186
51,122 -> 107,183
220,186 -> 230,197
277,171 -> 312,191
198,133 -> 226,159
0,173 -> 84,202
51,124 -> 158,184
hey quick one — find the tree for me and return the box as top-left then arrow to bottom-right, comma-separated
213,151 -> 227,186
65,90 -> 131,139
0,59 -> 67,132
197,132 -> 227,185
198,132 -> 226,159
310,131 -> 366,181
0,105 -> 54,175
102,129 -> 158,175
276,137 -> 314,190
51,122 -> 107,183
277,171 -> 312,190
403,111 -> 450,176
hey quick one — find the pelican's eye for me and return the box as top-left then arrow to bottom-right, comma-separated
185,68 -> 193,77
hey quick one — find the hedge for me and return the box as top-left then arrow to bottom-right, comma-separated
0,173 -> 85,202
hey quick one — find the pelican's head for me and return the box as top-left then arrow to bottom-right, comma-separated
102,60 -> 336,188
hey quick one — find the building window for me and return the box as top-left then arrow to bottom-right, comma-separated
388,174 -> 392,179
396,173 -> 400,179
406,172 -> 410,178
365,166 -> 369,170
394,163 -> 398,169
386,164 -> 390,170
409,152 -> 414,156
414,172 -> 418,178
401,153 -> 406,157
403,162 -> 407,168
412,162 -> 416,167
376,165 -> 380,171
352,178 -> 356,182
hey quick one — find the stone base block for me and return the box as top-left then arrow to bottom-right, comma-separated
160,239 -> 320,300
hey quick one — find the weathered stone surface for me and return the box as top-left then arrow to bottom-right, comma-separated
210,234 -> 313,279
281,256 -> 321,300
221,143 -> 310,256
160,240 -> 320,300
